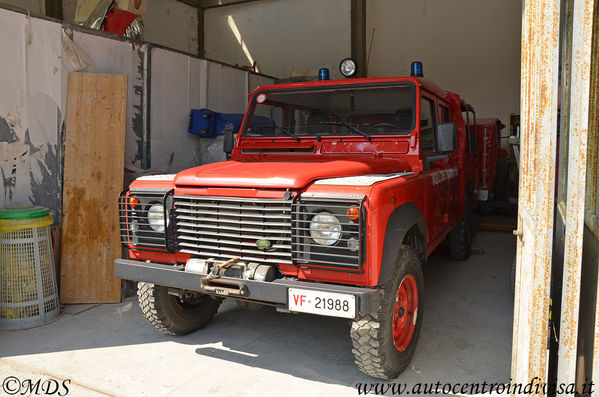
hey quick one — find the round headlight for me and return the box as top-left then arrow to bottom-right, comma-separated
148,204 -> 166,232
339,58 -> 357,78
309,212 -> 341,246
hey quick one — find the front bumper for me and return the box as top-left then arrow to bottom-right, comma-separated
115,259 -> 380,315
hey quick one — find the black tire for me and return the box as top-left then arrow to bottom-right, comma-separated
137,282 -> 221,335
350,246 -> 424,380
494,157 -> 509,202
449,195 -> 473,261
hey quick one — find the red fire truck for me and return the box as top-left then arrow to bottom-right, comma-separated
116,60 -> 486,379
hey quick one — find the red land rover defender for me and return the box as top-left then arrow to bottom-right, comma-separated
115,61 -> 482,379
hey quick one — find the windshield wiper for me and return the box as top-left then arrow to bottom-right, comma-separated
253,124 -> 299,141
319,121 -> 372,141
274,124 -> 300,141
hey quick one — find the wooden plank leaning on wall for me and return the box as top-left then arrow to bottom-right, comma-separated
60,72 -> 127,303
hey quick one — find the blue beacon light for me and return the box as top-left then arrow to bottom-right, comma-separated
411,61 -> 424,77
318,68 -> 330,81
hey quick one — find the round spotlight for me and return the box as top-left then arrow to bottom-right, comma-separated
309,212 -> 342,246
147,204 -> 166,232
339,58 -> 357,78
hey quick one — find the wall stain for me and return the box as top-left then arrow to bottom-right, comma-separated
0,116 -> 18,143
0,114 -> 61,224
132,44 -> 145,166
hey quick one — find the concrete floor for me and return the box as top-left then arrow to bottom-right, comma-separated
0,230 -> 515,397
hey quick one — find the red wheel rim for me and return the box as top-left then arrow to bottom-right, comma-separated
392,274 -> 418,351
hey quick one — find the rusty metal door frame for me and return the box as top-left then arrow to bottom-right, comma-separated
514,0 -> 598,394
556,0 -> 595,388
512,0 -> 561,390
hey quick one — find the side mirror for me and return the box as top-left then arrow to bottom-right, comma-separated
436,122 -> 457,153
223,127 -> 234,159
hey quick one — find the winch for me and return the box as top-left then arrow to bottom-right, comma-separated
185,257 -> 277,282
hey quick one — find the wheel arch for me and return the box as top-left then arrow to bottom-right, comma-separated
376,202 -> 427,286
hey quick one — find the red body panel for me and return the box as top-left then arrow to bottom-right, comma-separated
174,159 -> 409,189
126,76 -> 484,287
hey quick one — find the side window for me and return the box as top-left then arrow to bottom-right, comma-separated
439,105 -> 451,122
420,97 -> 437,155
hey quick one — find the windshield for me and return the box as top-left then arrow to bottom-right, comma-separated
243,83 -> 415,138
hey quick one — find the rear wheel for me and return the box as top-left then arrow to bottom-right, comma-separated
350,246 -> 424,379
137,282 -> 221,335
449,195 -> 473,261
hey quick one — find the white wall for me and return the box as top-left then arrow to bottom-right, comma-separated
205,0 -> 351,79
0,0 -> 44,14
366,0 -> 521,126
150,47 -> 274,173
0,9 -> 62,220
144,0 -> 198,54
204,0 -> 521,125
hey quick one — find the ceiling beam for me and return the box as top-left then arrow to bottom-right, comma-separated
200,0 -> 262,10
45,0 -> 63,19
351,0 -> 366,77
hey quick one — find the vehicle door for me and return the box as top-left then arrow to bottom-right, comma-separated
420,94 -> 450,243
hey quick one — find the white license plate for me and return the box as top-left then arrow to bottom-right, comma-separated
288,288 -> 356,319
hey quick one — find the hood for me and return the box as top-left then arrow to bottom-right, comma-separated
174,159 -> 408,189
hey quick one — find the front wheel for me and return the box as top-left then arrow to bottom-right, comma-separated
350,246 -> 424,379
137,282 -> 221,335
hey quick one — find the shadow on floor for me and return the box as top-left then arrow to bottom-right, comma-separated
0,230 -> 516,391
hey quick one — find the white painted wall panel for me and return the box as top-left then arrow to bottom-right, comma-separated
0,9 -> 63,219
0,7 -> 273,219
206,62 -> 248,113
70,30 -> 146,167
150,47 -> 202,173
189,57 -> 209,110
150,48 -> 253,172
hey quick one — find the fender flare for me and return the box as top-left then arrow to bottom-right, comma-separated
376,202 -> 427,286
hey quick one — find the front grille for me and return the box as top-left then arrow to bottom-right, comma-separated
119,189 -> 174,252
292,198 -> 364,271
174,195 -> 293,265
